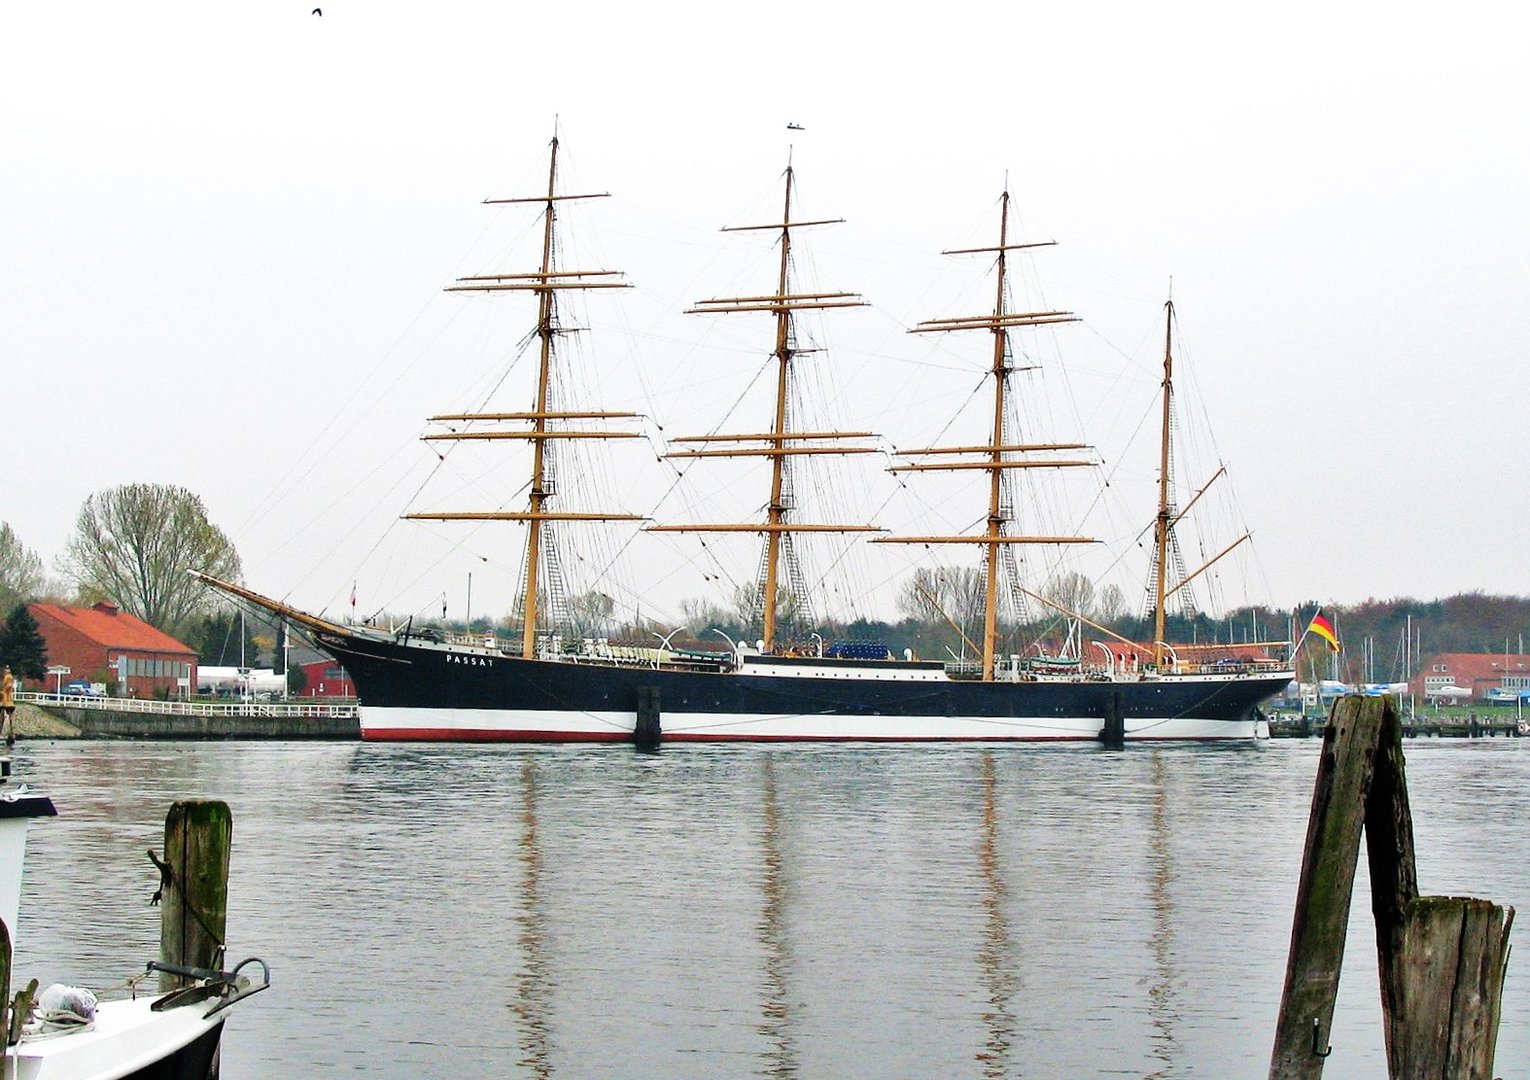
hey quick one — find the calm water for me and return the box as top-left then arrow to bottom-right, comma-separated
9,739 -> 1529,1078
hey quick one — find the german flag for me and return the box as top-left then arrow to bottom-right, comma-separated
1307,613 -> 1340,652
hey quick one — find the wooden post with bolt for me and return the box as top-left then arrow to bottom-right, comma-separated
1269,694 -> 1514,1079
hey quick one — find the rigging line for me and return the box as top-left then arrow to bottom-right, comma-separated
258,444 -> 424,600
1080,320 -> 1158,380
329,450 -> 525,611
452,326 -> 541,421
1066,391 -> 1153,542
368,518 -> 509,620
1164,309 -> 1233,477
237,212 -> 504,536
241,296 -> 482,555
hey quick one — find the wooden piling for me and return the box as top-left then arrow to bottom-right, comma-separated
1391,897 -> 1514,1079
1099,691 -> 1125,748
156,800 -> 232,992
1269,695 -> 1386,1079
1270,695 -> 1514,1078
1364,696 -> 1418,1073
635,686 -> 661,750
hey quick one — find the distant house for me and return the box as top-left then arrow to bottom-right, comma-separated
29,601 -> 197,698
1411,653 -> 1530,703
299,658 -> 355,698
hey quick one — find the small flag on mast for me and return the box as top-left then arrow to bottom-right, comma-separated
1307,613 -> 1340,652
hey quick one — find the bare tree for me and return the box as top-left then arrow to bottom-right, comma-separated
899,566 -> 984,627
899,566 -> 986,633
1042,571 -> 1096,619
680,595 -> 733,632
62,484 -> 242,639
1095,583 -> 1127,625
0,523 -> 45,612
728,582 -> 808,644
566,590 -> 615,639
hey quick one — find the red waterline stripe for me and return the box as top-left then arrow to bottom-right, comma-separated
357,728 -> 1245,743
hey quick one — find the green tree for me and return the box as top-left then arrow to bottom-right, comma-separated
186,610 -> 261,666
0,523 -> 45,614
62,484 -> 242,639
0,603 -> 49,681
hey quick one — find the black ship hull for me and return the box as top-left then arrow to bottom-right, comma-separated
316,631 -> 1289,743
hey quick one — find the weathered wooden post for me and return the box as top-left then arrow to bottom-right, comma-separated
1269,695 -> 1386,1078
1269,695 -> 1514,1079
1391,897 -> 1513,1077
155,800 -> 232,992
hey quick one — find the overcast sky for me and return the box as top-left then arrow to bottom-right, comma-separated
3,2 -> 1527,630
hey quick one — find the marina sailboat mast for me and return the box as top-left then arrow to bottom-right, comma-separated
405,135 -> 644,659
648,163 -> 881,652
877,190 -> 1095,681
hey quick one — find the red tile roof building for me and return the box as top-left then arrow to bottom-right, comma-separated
1411,653 -> 1530,702
29,602 -> 197,699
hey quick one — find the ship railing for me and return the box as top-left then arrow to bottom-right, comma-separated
554,638 -> 672,668
444,629 -> 503,652
1159,659 -> 1290,677
961,654 -> 1120,682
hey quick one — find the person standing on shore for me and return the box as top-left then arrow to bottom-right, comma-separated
1,666 -> 14,747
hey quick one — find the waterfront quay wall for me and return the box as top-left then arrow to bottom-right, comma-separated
58,707 -> 358,739
17,695 -> 359,740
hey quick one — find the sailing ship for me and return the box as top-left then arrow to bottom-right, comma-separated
197,137 -> 1292,742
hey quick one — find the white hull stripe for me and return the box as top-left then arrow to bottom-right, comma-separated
359,707 -> 1259,742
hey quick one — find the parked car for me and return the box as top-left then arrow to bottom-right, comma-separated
62,681 -> 104,697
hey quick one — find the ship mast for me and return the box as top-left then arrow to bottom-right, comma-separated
406,136 -> 644,659
648,163 -> 880,652
878,191 -> 1095,681
1143,299 -> 1253,669
1152,300 -> 1175,668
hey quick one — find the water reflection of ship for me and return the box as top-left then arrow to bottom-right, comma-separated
752,751 -> 1022,1075
511,758 -> 553,1078
756,755 -> 799,1077
1144,750 -> 1182,1078
976,751 -> 1019,1076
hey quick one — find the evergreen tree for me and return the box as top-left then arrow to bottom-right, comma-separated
0,603 -> 49,681
186,611 -> 260,666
